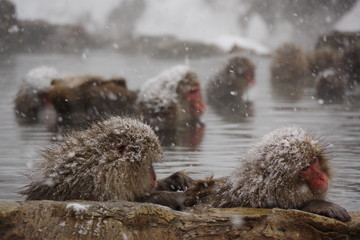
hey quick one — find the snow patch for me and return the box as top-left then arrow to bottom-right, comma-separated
66,203 -> 90,212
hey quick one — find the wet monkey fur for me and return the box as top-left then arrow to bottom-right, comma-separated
21,117 -> 192,210
185,126 -> 351,222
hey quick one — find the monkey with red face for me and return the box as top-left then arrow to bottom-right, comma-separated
137,65 -> 205,132
21,117 -> 193,210
185,126 -> 351,222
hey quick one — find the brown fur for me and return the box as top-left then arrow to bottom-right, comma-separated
185,126 -> 332,209
315,70 -> 346,103
342,41 -> 360,87
48,75 -> 137,125
271,43 -> 309,85
14,86 -> 47,123
307,48 -> 342,76
206,56 -> 255,109
21,117 -> 162,201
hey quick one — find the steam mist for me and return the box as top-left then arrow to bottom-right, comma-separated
9,0 -> 360,49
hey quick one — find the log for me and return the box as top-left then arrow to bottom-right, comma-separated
0,200 -> 359,240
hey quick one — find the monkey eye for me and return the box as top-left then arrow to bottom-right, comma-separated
302,165 -> 311,171
311,157 -> 318,165
302,157 -> 318,171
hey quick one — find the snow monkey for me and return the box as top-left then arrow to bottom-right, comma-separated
21,117 -> 193,210
206,56 -> 255,109
48,75 -> 137,126
185,126 -> 351,222
270,43 -> 309,98
136,65 -> 205,131
14,66 -> 59,124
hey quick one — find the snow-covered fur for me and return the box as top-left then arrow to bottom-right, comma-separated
22,117 -> 163,201
137,65 -> 202,129
218,126 -> 330,209
14,66 -> 59,122
138,65 -> 190,111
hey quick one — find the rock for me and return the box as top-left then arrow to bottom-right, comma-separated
0,201 -> 359,240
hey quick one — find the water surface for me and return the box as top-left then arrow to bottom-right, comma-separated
0,50 -> 359,211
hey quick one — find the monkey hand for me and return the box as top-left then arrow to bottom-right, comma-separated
142,191 -> 186,211
156,172 -> 195,192
301,200 -> 351,222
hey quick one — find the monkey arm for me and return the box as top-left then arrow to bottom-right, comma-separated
139,191 -> 186,211
301,199 -> 351,222
155,172 -> 195,192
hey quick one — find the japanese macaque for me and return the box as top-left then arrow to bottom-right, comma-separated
47,75 -> 137,126
342,41 -> 360,89
21,117 -> 192,210
136,65 -> 205,131
315,70 -> 346,104
185,126 -> 351,222
270,43 -> 309,98
206,56 -> 255,110
307,48 -> 342,76
14,66 -> 59,124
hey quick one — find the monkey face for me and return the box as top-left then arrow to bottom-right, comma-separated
177,73 -> 206,117
184,86 -> 205,116
300,156 -> 329,195
149,165 -> 157,191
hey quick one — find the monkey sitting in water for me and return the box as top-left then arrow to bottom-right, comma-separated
48,75 -> 137,127
136,65 -> 205,132
206,56 -> 255,110
185,126 -> 351,222
270,43 -> 309,99
14,66 -> 59,124
21,117 -> 194,210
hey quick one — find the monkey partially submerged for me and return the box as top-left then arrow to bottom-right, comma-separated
185,126 -> 351,222
137,65 -> 205,131
48,75 -> 137,126
21,117 -> 192,210
14,66 -> 59,124
206,56 -> 255,109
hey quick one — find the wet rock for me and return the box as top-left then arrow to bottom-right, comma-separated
0,201 -> 359,240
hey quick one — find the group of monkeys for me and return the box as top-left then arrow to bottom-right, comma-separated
13,51 -> 354,223
20,117 -> 350,222
271,40 -> 360,103
14,56 -> 254,131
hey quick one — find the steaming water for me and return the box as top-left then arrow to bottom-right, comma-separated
0,51 -> 359,211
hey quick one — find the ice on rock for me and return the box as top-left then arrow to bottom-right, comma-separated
66,203 -> 90,212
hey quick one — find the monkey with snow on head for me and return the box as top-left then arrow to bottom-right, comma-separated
21,117 -> 193,210
185,126 -> 351,222
14,66 -> 59,124
136,65 -> 205,132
